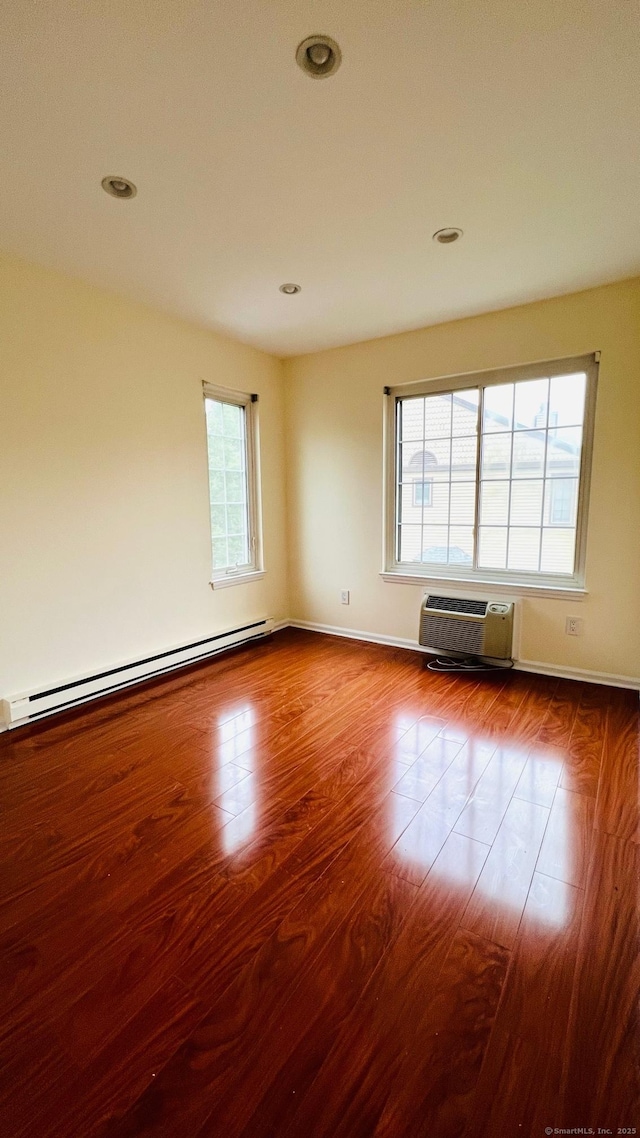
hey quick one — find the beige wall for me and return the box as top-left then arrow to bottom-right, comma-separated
284,278 -> 640,684
2,252 -> 638,697
0,253 -> 288,696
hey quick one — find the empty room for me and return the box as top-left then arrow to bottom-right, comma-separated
1,1 -> 639,1136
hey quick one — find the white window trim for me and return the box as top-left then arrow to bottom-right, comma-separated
382,353 -> 599,593
203,381 -> 264,587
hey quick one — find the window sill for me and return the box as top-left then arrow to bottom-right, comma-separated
210,570 -> 266,590
379,571 -> 587,601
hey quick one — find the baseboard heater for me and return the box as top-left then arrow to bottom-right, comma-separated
1,618 -> 274,730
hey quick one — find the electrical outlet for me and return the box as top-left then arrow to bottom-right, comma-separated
340,590 -> 350,605
565,617 -> 583,637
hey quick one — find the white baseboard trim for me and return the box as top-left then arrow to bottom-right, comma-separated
513,659 -> 640,691
287,619 -> 431,654
272,619 -> 292,633
285,619 -> 640,692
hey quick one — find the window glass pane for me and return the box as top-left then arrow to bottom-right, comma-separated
213,540 -> 229,570
207,400 -> 224,435
207,432 -> 225,472
223,436 -> 243,471
226,504 -> 245,535
483,383 -> 514,432
400,397 -> 425,441
478,527 -> 508,569
549,373 -> 586,428
399,524 -> 422,562
412,480 -> 433,507
509,480 -> 543,526
399,482 -> 416,518
451,435 -> 478,480
423,394 -> 452,439
400,440 -> 448,481
427,482 -> 450,524
448,527 -> 474,565
225,471 -> 245,503
420,525 -> 449,563
452,389 -> 479,435
222,402 -> 243,436
450,482 -> 475,525
481,433 -> 511,479
507,527 -> 541,570
209,468 -> 225,504
210,504 -> 226,537
544,479 -> 578,527
513,378 -> 549,430
480,481 -> 509,525
511,430 -> 546,479
545,427 -> 582,478
541,528 -> 576,574
227,533 -> 249,565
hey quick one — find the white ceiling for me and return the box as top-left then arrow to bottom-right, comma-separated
1,0 -> 639,356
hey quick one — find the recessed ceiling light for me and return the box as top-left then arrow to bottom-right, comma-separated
433,227 -> 463,244
101,176 -> 137,200
296,35 -> 342,79
279,283 -> 301,295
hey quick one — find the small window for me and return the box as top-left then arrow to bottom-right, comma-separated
548,478 -> 576,526
412,480 -> 433,507
204,383 -> 262,584
384,354 -> 598,590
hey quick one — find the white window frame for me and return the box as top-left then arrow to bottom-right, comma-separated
203,381 -> 264,589
382,353 -> 599,597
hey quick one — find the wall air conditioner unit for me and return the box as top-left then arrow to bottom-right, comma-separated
419,595 -> 514,663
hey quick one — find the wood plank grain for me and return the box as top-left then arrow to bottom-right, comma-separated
22,977 -> 206,1138
559,681 -> 609,796
454,745 -> 529,845
279,830 -> 490,1138
494,871 -> 583,1049
536,786 -> 595,887
594,686 -> 639,843
562,830 -> 640,1124
461,796 -> 550,949
372,928 -> 509,1138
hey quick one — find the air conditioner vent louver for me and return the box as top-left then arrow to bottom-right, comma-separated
420,613 -> 485,655
420,596 -> 514,660
426,595 -> 488,616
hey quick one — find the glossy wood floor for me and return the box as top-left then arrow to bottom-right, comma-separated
1,629 -> 638,1138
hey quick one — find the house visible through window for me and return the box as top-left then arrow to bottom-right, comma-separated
384,355 -> 598,589
204,383 -> 262,584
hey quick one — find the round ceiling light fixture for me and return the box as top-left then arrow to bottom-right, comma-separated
101,175 -> 137,200
433,227 -> 463,244
279,282 -> 301,295
296,34 -> 342,79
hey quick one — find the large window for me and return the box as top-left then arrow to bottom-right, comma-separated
204,382 -> 262,586
384,355 -> 598,590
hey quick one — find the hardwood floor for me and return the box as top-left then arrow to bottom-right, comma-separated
0,628 -> 638,1137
